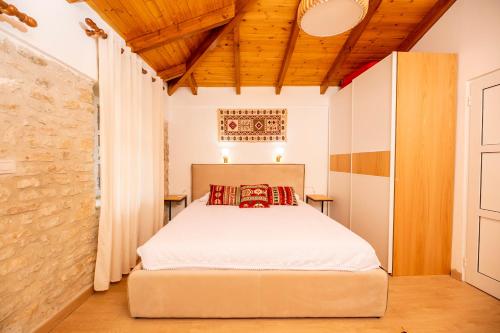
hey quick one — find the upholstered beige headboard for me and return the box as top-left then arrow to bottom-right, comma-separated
191,164 -> 305,201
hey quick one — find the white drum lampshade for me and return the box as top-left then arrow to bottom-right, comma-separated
298,0 -> 369,37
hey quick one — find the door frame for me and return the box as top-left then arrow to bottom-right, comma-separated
465,68 -> 500,299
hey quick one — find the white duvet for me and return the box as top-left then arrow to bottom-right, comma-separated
137,198 -> 381,272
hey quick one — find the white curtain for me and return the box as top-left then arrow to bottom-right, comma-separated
94,34 -> 164,291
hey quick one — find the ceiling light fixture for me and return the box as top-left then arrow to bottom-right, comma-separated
298,0 -> 369,37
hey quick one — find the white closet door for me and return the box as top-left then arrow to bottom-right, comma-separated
466,69 -> 500,299
351,53 -> 394,271
329,84 -> 352,227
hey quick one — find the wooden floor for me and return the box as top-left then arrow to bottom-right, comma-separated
53,276 -> 500,333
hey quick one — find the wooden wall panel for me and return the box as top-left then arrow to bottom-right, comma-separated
352,151 -> 390,177
392,52 -> 457,276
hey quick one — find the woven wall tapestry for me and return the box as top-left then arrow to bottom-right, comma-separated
217,109 -> 287,142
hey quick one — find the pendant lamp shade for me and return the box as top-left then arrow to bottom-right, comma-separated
298,0 -> 369,37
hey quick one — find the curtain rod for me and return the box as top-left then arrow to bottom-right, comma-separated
85,18 -> 163,88
84,18 -> 107,39
0,0 -> 37,28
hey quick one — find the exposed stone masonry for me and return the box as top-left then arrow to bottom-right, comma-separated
0,36 -> 98,332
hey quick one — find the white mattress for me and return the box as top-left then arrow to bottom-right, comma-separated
137,198 -> 381,272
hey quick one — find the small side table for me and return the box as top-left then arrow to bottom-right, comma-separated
305,194 -> 334,214
164,195 -> 187,223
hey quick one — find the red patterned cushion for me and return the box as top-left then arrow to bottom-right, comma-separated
207,185 -> 240,205
267,186 -> 298,206
239,184 -> 270,208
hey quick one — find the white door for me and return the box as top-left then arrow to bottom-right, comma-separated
466,69 -> 500,299
350,53 -> 394,272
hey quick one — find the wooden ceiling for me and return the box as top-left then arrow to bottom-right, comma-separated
76,0 -> 455,95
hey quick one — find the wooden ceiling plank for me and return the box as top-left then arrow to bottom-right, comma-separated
189,73 -> 198,95
66,0 -> 85,3
275,1 -> 300,95
88,0 -> 439,88
157,63 -> 186,81
167,0 -> 257,96
233,23 -> 241,94
319,0 -> 383,94
397,0 -> 456,51
128,2 -> 235,54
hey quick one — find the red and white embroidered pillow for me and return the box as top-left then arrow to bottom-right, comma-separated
239,184 -> 270,208
207,185 -> 240,205
267,186 -> 298,206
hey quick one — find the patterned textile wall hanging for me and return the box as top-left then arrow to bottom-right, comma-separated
217,108 -> 287,142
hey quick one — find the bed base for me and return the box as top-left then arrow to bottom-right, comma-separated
128,264 -> 388,318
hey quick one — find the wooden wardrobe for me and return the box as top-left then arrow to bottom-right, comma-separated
329,52 -> 457,276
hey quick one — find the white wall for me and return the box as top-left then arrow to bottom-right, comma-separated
168,87 -> 333,213
412,0 -> 500,276
0,0 -> 114,79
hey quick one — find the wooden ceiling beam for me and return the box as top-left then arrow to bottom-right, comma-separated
319,0 -> 382,94
127,3 -> 235,54
66,0 -> 85,3
397,0 -> 456,51
188,74 -> 198,95
275,2 -> 300,95
157,63 -> 186,81
167,0 -> 257,96
233,23 -> 241,95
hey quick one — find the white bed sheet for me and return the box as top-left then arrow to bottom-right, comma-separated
137,199 -> 381,272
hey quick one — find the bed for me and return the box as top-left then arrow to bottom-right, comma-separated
128,164 -> 388,318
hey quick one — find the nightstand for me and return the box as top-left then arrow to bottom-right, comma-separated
164,195 -> 187,223
305,194 -> 334,214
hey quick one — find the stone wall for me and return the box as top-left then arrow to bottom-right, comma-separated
0,36 -> 98,332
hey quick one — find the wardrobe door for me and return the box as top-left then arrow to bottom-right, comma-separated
329,84 -> 352,227
393,52 -> 456,276
351,54 -> 394,271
